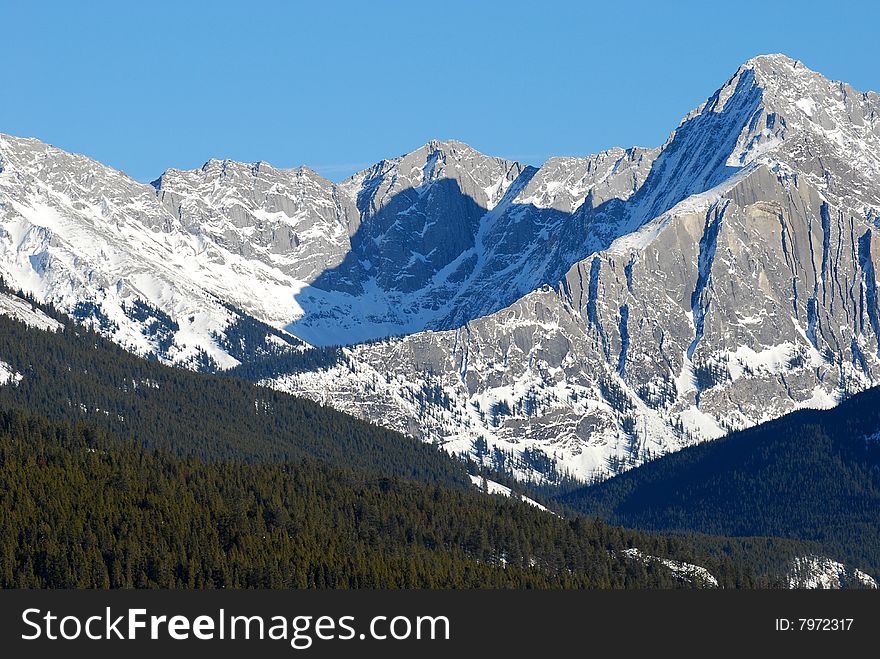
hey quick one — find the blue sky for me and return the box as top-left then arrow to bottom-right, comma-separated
3,0 -> 878,182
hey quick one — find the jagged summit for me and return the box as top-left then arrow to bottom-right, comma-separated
424,138 -> 481,152
670,53 -> 880,210
738,52 -> 845,104
405,138 -> 499,159
742,52 -> 801,70
341,138 -> 518,188
153,157 -> 328,188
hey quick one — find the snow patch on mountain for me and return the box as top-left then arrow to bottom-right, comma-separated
0,360 -> 22,386
787,556 -> 878,589
467,475 -> 549,512
0,290 -> 62,332
621,548 -> 719,587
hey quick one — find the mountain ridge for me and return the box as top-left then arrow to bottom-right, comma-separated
266,55 -> 880,481
3,54 -> 880,485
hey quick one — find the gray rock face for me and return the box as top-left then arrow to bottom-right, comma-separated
331,140 -> 525,294
287,55 -> 880,347
153,160 -> 351,283
0,135 -> 307,366
270,55 -> 880,482
286,139 -> 672,345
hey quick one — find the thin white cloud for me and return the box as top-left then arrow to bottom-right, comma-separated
311,162 -> 373,174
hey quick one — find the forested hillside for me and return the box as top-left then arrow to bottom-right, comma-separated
0,406 -> 814,588
560,392 -> 880,576
0,288 -> 467,486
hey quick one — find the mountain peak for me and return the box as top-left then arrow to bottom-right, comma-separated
402,139 -> 516,165
737,53 -> 827,92
412,139 -> 505,164
731,53 -> 868,107
425,138 -> 471,151
340,138 -> 519,191
673,52 -> 880,207
742,53 -> 801,71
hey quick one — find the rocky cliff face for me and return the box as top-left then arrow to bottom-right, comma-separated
269,55 -> 880,482
153,159 -> 352,285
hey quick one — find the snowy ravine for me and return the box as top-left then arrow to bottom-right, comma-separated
268,55 -> 880,482
3,54 -> 880,484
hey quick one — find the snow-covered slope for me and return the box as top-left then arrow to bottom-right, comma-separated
269,55 -> 880,482
467,474 -> 549,512
0,290 -> 62,332
153,159 -> 351,289
0,135 -> 306,367
0,360 -> 22,386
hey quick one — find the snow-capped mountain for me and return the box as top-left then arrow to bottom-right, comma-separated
269,55 -> 880,481
2,54 -> 879,484
0,135 -> 315,367
153,159 -> 351,289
